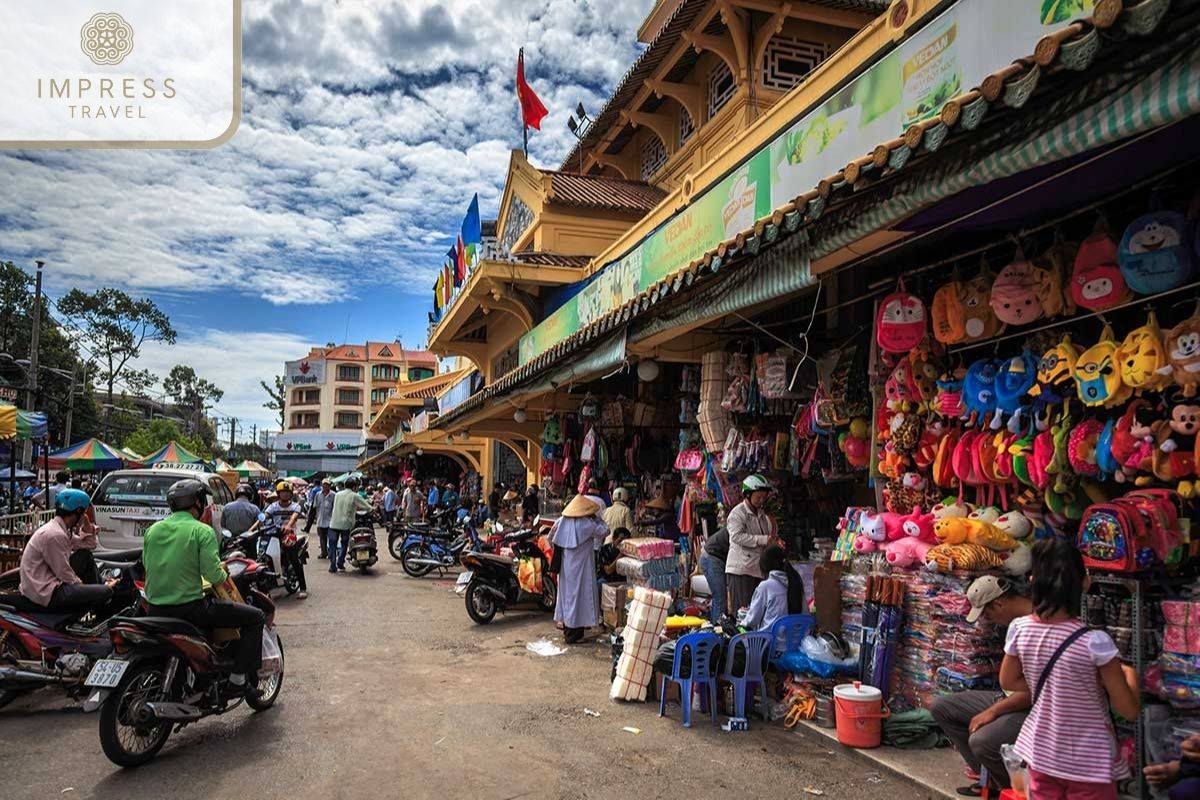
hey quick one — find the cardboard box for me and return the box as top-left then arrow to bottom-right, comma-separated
601,581 -> 627,611
603,602 -> 628,630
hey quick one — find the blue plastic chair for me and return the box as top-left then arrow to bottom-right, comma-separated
721,631 -> 774,721
658,632 -> 721,728
768,613 -> 815,661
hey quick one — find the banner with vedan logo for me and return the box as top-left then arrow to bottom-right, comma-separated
0,0 -> 240,148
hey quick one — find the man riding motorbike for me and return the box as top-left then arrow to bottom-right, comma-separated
252,481 -> 309,599
141,479 -> 265,699
18,488 -> 112,611
221,484 -> 261,536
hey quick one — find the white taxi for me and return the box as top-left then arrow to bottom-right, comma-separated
92,462 -> 233,550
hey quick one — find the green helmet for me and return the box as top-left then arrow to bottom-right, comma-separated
741,474 -> 771,494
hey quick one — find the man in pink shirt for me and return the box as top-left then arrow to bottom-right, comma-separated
19,489 -> 112,611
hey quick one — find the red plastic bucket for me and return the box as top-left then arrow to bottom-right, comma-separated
833,681 -> 888,748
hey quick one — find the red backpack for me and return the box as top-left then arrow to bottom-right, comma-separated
1078,490 -> 1182,571
1071,218 -> 1131,312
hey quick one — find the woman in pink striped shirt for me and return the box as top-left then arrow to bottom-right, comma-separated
1000,539 -> 1141,800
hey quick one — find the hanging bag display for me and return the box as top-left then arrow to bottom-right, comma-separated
1117,311 -> 1169,392
1033,231 -> 1077,318
1071,217 -> 1131,312
1073,326 -> 1129,408
931,277 -> 967,344
1118,200 -> 1194,294
960,262 -> 1004,342
1163,308 -> 1200,397
875,277 -> 927,354
991,247 -> 1044,326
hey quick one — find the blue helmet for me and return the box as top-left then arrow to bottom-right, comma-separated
55,488 -> 91,513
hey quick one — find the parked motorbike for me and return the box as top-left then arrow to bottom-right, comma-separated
347,511 -> 378,573
386,506 -> 454,560
0,549 -> 144,709
398,513 -> 489,578
83,562 -> 284,767
457,523 -> 556,625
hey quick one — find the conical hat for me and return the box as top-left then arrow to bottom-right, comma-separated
562,494 -> 600,518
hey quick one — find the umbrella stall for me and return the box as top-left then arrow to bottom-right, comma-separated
140,440 -> 205,466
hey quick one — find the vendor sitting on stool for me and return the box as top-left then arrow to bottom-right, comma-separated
930,576 -> 1032,796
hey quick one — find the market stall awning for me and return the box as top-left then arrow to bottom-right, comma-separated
212,457 -> 234,472
141,440 -> 205,466
118,446 -> 144,467
234,460 -> 270,478
330,470 -> 363,484
46,437 -> 125,471
16,410 -> 46,440
0,467 -> 36,479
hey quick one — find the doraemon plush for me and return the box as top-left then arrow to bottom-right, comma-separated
995,350 -> 1038,432
1119,210 -> 1194,294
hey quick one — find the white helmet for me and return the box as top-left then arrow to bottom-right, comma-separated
612,487 -> 629,504
741,474 -> 771,494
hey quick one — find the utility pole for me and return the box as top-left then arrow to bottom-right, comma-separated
251,424 -> 257,456
63,363 -> 78,446
25,261 -> 43,470
228,417 -> 237,455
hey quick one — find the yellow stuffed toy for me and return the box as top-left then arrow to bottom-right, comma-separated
933,517 -> 1019,551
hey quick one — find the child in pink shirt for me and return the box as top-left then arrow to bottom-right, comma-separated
1000,539 -> 1140,800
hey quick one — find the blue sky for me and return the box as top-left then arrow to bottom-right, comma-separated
0,0 -> 652,432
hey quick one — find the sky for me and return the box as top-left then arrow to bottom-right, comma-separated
0,0 -> 652,435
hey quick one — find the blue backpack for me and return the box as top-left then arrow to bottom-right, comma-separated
963,358 -> 1000,421
1118,210 -> 1194,294
995,350 -> 1037,432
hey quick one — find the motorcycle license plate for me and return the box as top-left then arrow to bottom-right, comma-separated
455,571 -> 472,596
84,659 -> 128,688
356,551 -> 369,562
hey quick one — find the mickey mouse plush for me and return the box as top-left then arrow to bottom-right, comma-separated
1155,390 -> 1200,497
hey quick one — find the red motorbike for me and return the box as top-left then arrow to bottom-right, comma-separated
83,556 -> 285,768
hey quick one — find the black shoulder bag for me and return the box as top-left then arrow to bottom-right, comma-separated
1031,626 -> 1091,707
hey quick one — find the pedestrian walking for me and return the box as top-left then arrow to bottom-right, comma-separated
549,494 -> 608,644
380,483 -> 397,525
329,478 -> 373,572
426,481 -> 439,519
303,481 -> 321,534
314,479 -> 336,559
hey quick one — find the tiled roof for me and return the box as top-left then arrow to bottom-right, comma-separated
439,2 -> 1159,431
510,252 -> 593,268
544,171 -> 668,215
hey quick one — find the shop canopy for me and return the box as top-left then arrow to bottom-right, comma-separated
234,460 -> 270,478
212,458 -> 234,472
0,467 -> 36,479
330,470 -> 363,484
46,438 -> 125,471
0,406 -> 47,441
141,440 -> 205,466
118,447 -> 145,467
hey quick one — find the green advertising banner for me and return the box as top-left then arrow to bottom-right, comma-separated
518,0 -> 1093,366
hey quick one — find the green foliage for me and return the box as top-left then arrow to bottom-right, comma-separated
123,418 -> 210,461
261,375 -> 285,429
1040,0 -> 1089,25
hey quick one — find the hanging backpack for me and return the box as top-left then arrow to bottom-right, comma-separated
1163,309 -> 1200,398
876,277 -> 927,353
960,265 -> 1004,342
963,358 -> 1001,420
933,426 -> 961,488
932,278 -> 967,344
1117,311 -> 1169,392
1071,217 -> 1131,311
1067,418 -> 1104,478
991,248 -> 1044,326
1033,232 -> 1077,318
1119,204 -> 1194,294
1074,326 -> 1127,408
995,349 -> 1038,432
1078,501 -> 1147,572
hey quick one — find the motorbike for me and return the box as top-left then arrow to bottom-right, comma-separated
0,548 -> 144,709
245,513 -> 308,595
457,523 -> 556,625
386,506 -> 454,561
346,511 -> 378,573
398,513 -> 489,578
82,561 -> 284,767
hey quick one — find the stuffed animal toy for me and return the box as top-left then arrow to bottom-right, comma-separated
1072,218 -> 1131,311
1032,236 -> 1077,318
1030,335 -> 1080,428
1119,209 -> 1194,294
963,358 -> 1000,422
1154,391 -> 1200,498
1002,542 -> 1033,576
1117,312 -> 1169,392
913,424 -> 942,470
853,510 -> 888,553
968,506 -> 1002,524
935,369 -> 967,418
1160,310 -> 1200,397
909,352 -> 941,411
885,358 -> 917,412
932,279 -> 967,344
876,278 -> 926,354
991,251 -> 1044,326
995,349 -> 1038,432
1111,398 -> 1157,482
926,542 -> 1005,572
960,268 -> 1004,342
1074,326 -> 1129,408
934,516 -> 1018,550
931,498 -> 973,519
899,506 -> 936,542
884,537 -> 933,568
994,510 -> 1033,540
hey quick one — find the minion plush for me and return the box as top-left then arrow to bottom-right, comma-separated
1029,335 -> 1080,427
1074,326 -> 1129,408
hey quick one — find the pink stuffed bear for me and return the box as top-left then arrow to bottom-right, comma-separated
854,510 -> 888,553
899,506 -> 936,542
881,511 -> 908,542
884,537 -> 933,568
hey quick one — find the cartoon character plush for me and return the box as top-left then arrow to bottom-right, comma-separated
899,506 -> 936,542
934,516 -> 1018,551
884,537 -> 933,569
968,506 -> 1002,524
909,351 -> 941,411
960,269 -> 1004,342
932,280 -> 967,344
926,542 -> 1005,572
995,349 -> 1038,432
994,510 -> 1033,540
1074,326 -> 1129,408
1112,398 -> 1157,481
876,279 -> 926,354
853,510 -> 888,553
1161,311 -> 1200,397
935,368 -> 967,418
1154,392 -> 1200,498
1033,236 -> 1077,318
991,253 -> 1044,326
931,498 -> 973,519
1072,219 -> 1131,311
1118,312 -> 1169,392
885,358 -> 917,412
1029,336 -> 1080,427
1119,210 -> 1194,294
963,358 -> 1001,422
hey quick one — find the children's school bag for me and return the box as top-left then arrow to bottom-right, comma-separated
876,278 -> 926,354
1119,208 -> 1194,294
1078,501 -> 1149,572
960,267 -> 1004,343
1074,326 -> 1128,408
1072,218 -> 1131,312
932,280 -> 967,344
991,250 -> 1044,326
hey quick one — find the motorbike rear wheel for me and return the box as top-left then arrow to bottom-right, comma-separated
538,574 -> 557,613
387,533 -> 406,562
465,581 -> 497,625
99,661 -> 172,768
400,544 -> 435,578
247,635 -> 284,711
0,635 -> 29,710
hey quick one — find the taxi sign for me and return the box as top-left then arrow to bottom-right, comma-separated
152,462 -> 206,472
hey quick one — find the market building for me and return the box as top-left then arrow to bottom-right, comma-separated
276,341 -> 438,477
407,0 -> 1200,794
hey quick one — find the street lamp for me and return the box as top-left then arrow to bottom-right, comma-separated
566,102 -> 592,174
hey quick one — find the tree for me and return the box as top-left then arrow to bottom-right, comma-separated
56,288 -> 175,438
122,369 -> 159,398
123,418 -> 209,461
262,375 -> 285,429
0,262 -> 33,358
163,365 -> 223,438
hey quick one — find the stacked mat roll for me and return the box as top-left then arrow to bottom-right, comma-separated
611,587 -> 673,701
698,350 -> 732,454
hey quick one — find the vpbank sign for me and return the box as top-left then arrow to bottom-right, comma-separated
0,1 -> 240,148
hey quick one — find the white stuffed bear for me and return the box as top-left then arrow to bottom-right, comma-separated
994,510 -> 1033,540
969,506 -> 1002,524
931,499 -> 973,520
1002,543 -> 1033,576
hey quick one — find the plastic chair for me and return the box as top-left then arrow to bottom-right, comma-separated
721,631 -> 774,721
658,631 -> 721,728
768,613 -> 815,661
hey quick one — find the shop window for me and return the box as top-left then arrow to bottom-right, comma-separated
336,388 -> 361,406
335,411 -> 361,429
292,387 -> 319,406
761,35 -> 832,92
491,344 -> 518,381
679,107 -> 695,147
290,411 -> 319,429
336,364 -> 362,381
707,61 -> 735,121
408,367 -> 434,382
640,135 -> 667,180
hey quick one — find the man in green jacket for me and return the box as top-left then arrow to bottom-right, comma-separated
143,479 -> 265,697
328,477 -> 373,572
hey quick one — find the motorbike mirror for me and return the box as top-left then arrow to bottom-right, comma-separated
221,529 -> 233,539
257,512 -> 268,521
533,515 -> 541,526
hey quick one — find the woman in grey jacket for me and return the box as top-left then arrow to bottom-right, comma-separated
744,546 -> 804,630
725,474 -> 777,614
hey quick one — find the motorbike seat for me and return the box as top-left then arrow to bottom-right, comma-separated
472,552 -> 514,566
94,548 -> 143,562
0,594 -> 83,628
113,616 -> 205,638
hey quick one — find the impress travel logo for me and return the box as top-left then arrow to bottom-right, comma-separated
0,1 -> 241,148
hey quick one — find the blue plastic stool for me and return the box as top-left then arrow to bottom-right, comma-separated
768,613 -> 815,660
721,631 -> 774,722
658,631 -> 721,728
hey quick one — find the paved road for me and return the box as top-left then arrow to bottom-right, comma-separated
2,552 -> 921,800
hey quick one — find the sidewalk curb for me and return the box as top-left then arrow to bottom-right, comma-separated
793,721 -> 956,800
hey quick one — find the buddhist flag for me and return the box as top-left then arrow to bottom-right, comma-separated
433,271 -> 444,311
516,48 -> 548,131
455,234 -> 466,286
442,263 -> 452,306
462,194 -> 481,272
